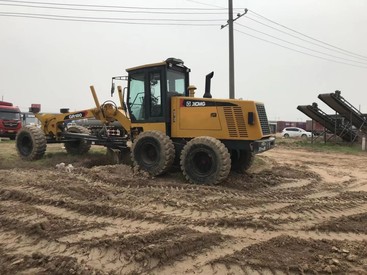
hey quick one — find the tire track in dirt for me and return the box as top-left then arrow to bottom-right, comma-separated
0,201 -> 109,240
0,200 -> 114,274
73,226 -> 227,275
34,205 -> 166,243
0,202 -> 228,274
1,145 -> 367,274
211,235 -> 367,275
0,230 -> 107,275
2,168 -> 311,226
155,237 -> 272,275
0,245 -> 107,275
2,167 -> 366,238
0,187 -> 185,225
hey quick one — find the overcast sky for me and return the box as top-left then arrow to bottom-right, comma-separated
1,0 -> 366,121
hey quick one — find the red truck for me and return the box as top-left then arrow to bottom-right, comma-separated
0,101 -> 22,140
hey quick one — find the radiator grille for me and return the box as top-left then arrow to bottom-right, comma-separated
223,107 -> 248,138
3,121 -> 18,129
256,104 -> 271,135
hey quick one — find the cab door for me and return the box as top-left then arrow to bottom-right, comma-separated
127,67 -> 167,133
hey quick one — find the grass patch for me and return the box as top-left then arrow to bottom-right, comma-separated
0,141 -> 110,170
276,137 -> 364,155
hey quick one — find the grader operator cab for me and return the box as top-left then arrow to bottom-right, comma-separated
16,58 -> 275,184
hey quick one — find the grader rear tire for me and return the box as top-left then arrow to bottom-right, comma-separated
132,131 -> 175,176
180,137 -> 231,185
16,125 -> 47,161
64,126 -> 91,155
231,150 -> 254,173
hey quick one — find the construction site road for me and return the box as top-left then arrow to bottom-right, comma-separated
0,142 -> 366,274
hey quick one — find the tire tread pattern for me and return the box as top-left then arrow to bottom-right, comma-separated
232,150 -> 254,173
131,130 -> 175,176
16,125 -> 47,161
180,136 -> 231,185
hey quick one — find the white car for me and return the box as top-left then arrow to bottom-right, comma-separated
281,127 -> 312,138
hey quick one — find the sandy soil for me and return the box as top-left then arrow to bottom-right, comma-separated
0,143 -> 367,274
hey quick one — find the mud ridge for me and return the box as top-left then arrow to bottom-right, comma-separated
0,247 -> 107,275
0,188 -> 179,224
79,226 -> 226,273
212,235 -> 367,274
311,212 -> 367,234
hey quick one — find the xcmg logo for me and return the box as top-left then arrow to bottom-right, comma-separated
180,99 -> 238,108
182,100 -> 206,107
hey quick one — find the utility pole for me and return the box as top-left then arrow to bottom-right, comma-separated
221,5 -> 247,99
228,0 -> 235,99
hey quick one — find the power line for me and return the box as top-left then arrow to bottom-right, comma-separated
0,12 -> 219,26
180,3 -> 367,68
0,0 -> 228,10
244,15 -> 367,62
0,11 -> 224,22
185,0 -> 224,9
235,22 -> 367,66
2,0 -> 365,67
248,9 -> 367,60
0,2 -> 230,14
234,29 -> 367,69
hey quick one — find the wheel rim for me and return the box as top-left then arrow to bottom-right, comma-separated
140,142 -> 159,165
18,134 -> 33,156
188,147 -> 216,177
193,151 -> 213,174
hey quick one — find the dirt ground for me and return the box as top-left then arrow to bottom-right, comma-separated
0,140 -> 367,274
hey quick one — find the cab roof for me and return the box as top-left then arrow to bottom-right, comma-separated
126,58 -> 188,72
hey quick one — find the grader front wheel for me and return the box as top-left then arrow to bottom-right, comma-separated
64,126 -> 91,155
16,125 -> 47,161
131,131 -> 175,176
180,136 -> 231,185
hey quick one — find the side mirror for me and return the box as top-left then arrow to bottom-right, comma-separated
111,82 -> 115,97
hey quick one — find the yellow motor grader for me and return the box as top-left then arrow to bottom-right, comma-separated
16,58 -> 275,184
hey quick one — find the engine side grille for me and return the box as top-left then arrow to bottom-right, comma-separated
224,107 -> 248,138
256,104 -> 270,135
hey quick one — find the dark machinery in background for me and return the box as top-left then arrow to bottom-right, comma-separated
298,90 -> 367,142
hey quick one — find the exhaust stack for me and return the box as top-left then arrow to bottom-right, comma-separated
203,71 -> 214,98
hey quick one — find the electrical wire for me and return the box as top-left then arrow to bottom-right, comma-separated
184,0 -> 245,13
243,15 -> 367,62
0,11 -> 224,22
0,12 -> 219,26
0,2 -> 230,14
0,0 -> 228,10
235,29 -> 367,69
1,0 -> 365,66
184,0 -> 228,9
248,9 -> 367,60
235,22 -> 367,66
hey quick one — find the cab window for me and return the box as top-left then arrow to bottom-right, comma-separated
129,73 -> 145,121
150,72 -> 162,117
167,70 -> 185,95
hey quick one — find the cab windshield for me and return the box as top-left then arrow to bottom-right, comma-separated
0,110 -> 21,120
